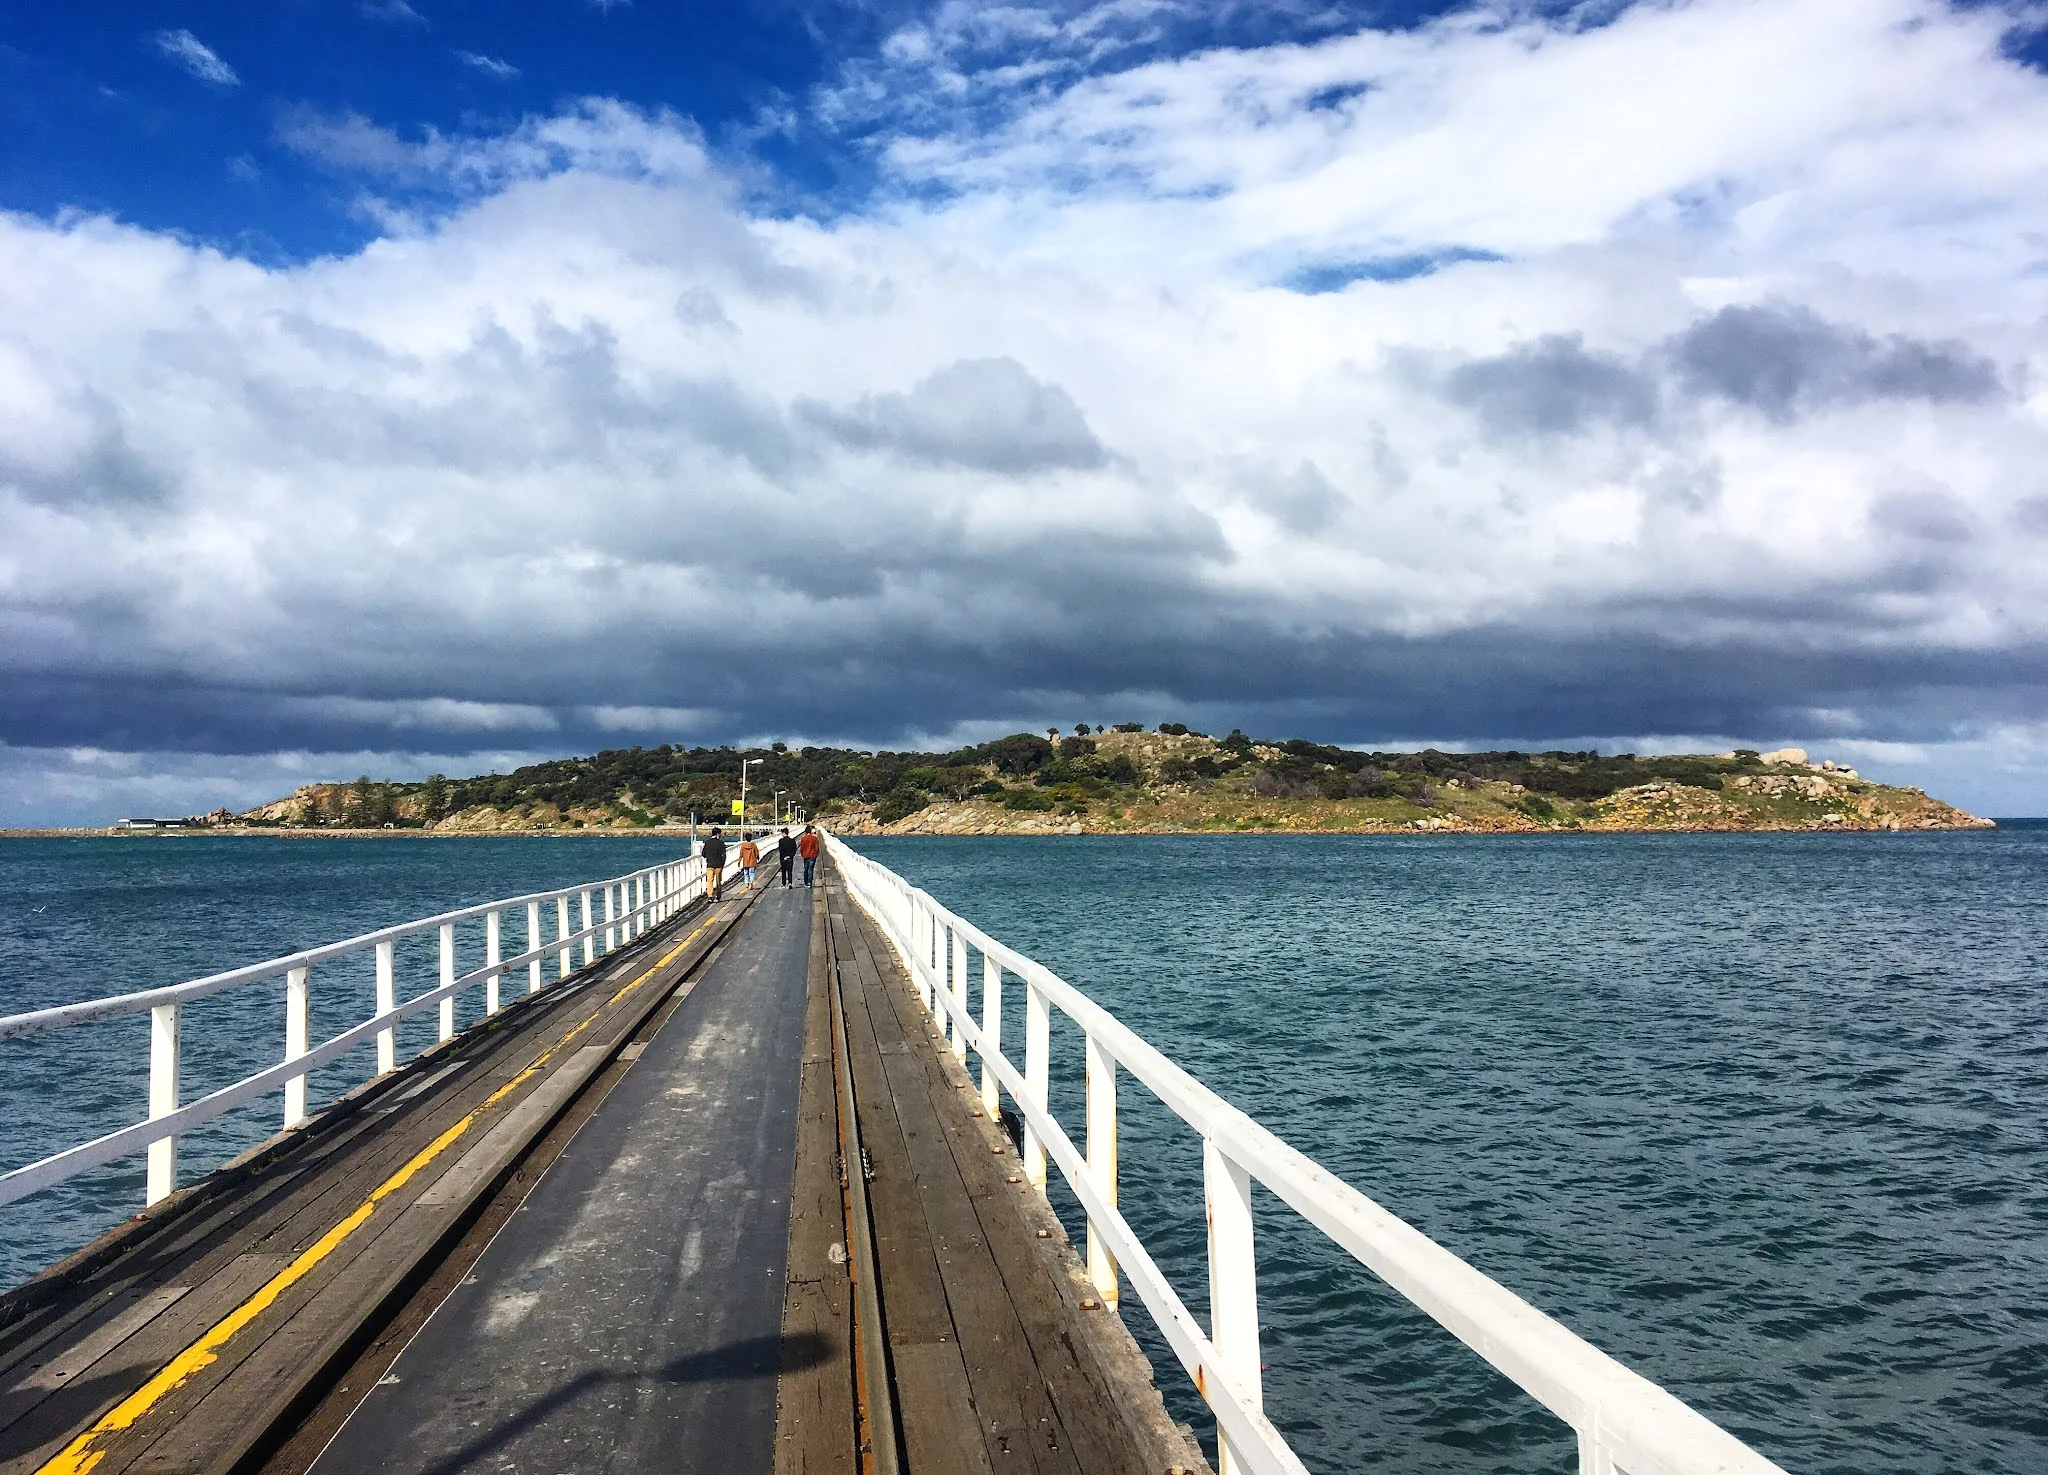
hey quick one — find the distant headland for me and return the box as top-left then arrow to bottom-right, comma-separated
9,727 -> 1992,838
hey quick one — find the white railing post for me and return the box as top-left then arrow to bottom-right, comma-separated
636,874 -> 647,934
527,900 -> 543,993
375,939 -> 396,1074
485,909 -> 502,1014
557,895 -> 572,978
603,886 -> 616,954
580,890 -> 594,966
1084,1031 -> 1119,1305
437,923 -> 456,1041
146,1001 -> 180,1205
283,965 -> 310,1129
951,925 -> 969,1062
1579,1425 -> 1618,1475
921,903 -> 936,1013
1024,980 -> 1050,1193
980,950 -> 1002,1117
1205,1139 -> 1262,1475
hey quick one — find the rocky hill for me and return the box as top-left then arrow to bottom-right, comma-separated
232,728 -> 1990,837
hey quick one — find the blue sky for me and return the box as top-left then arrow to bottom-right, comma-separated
1,1 -> 1488,259
4,0 -> 2048,822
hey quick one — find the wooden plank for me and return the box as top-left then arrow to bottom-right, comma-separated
4,1288 -> 189,1400
836,918 -> 1083,1475
772,885 -> 858,1475
0,1255 -> 287,1475
829,892 -> 996,1475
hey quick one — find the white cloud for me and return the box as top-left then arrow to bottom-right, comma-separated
0,744 -> 558,829
8,0 -> 2048,819
277,97 -> 710,193
584,705 -> 717,732
153,29 -> 239,87
455,50 -> 520,81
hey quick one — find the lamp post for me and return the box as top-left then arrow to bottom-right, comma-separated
772,789 -> 785,825
740,758 -> 764,827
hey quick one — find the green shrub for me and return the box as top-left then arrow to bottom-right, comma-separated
1002,788 -> 1057,811
874,787 -> 926,825
1097,754 -> 1140,786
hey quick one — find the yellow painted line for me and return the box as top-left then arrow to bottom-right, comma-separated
38,911 -> 726,1475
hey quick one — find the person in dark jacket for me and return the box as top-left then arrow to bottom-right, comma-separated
776,828 -> 797,888
701,826 -> 727,900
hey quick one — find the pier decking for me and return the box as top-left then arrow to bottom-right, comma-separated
0,863 -> 1200,1475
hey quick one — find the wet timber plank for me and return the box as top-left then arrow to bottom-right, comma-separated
772,883 -> 858,1475
0,892 -> 744,1475
825,867 -> 1209,1475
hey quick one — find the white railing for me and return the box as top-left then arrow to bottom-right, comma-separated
0,847 -> 746,1215
825,834 -> 1789,1475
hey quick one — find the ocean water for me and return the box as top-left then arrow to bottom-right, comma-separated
0,835 -> 693,1287
850,828 -> 2048,1475
1,831 -> 2043,1475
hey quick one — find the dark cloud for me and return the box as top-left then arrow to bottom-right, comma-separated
0,400 -> 171,507
8,584 -> 2046,765
798,357 -> 1108,474
1256,461 -> 1341,533
1869,487 -> 1974,545
1441,334 -> 1658,436
1669,304 -> 2001,420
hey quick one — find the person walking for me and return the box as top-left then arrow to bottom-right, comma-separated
797,824 -> 820,887
701,826 -> 727,901
738,833 -> 761,887
776,828 -> 796,888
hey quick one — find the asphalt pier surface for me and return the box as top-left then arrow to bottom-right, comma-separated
309,882 -> 812,1475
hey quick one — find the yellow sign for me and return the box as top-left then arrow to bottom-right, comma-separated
730,798 -> 744,817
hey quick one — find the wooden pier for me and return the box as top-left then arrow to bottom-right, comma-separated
0,863 -> 1205,1474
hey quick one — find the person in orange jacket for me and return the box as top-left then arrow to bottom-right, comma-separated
738,834 -> 761,886
796,824 -> 821,887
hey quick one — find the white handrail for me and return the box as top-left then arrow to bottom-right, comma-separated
0,845 -> 755,1216
0,858 -> 694,1040
823,833 -> 1789,1475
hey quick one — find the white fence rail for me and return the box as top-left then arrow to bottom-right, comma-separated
0,848 -> 743,1214
825,834 -> 1789,1475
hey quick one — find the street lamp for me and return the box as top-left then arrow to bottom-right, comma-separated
772,790 -> 785,825
740,758 -> 764,827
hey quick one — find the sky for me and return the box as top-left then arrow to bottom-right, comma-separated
4,0 -> 2048,824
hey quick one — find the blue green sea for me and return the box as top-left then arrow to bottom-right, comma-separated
3,828 -> 2044,1474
